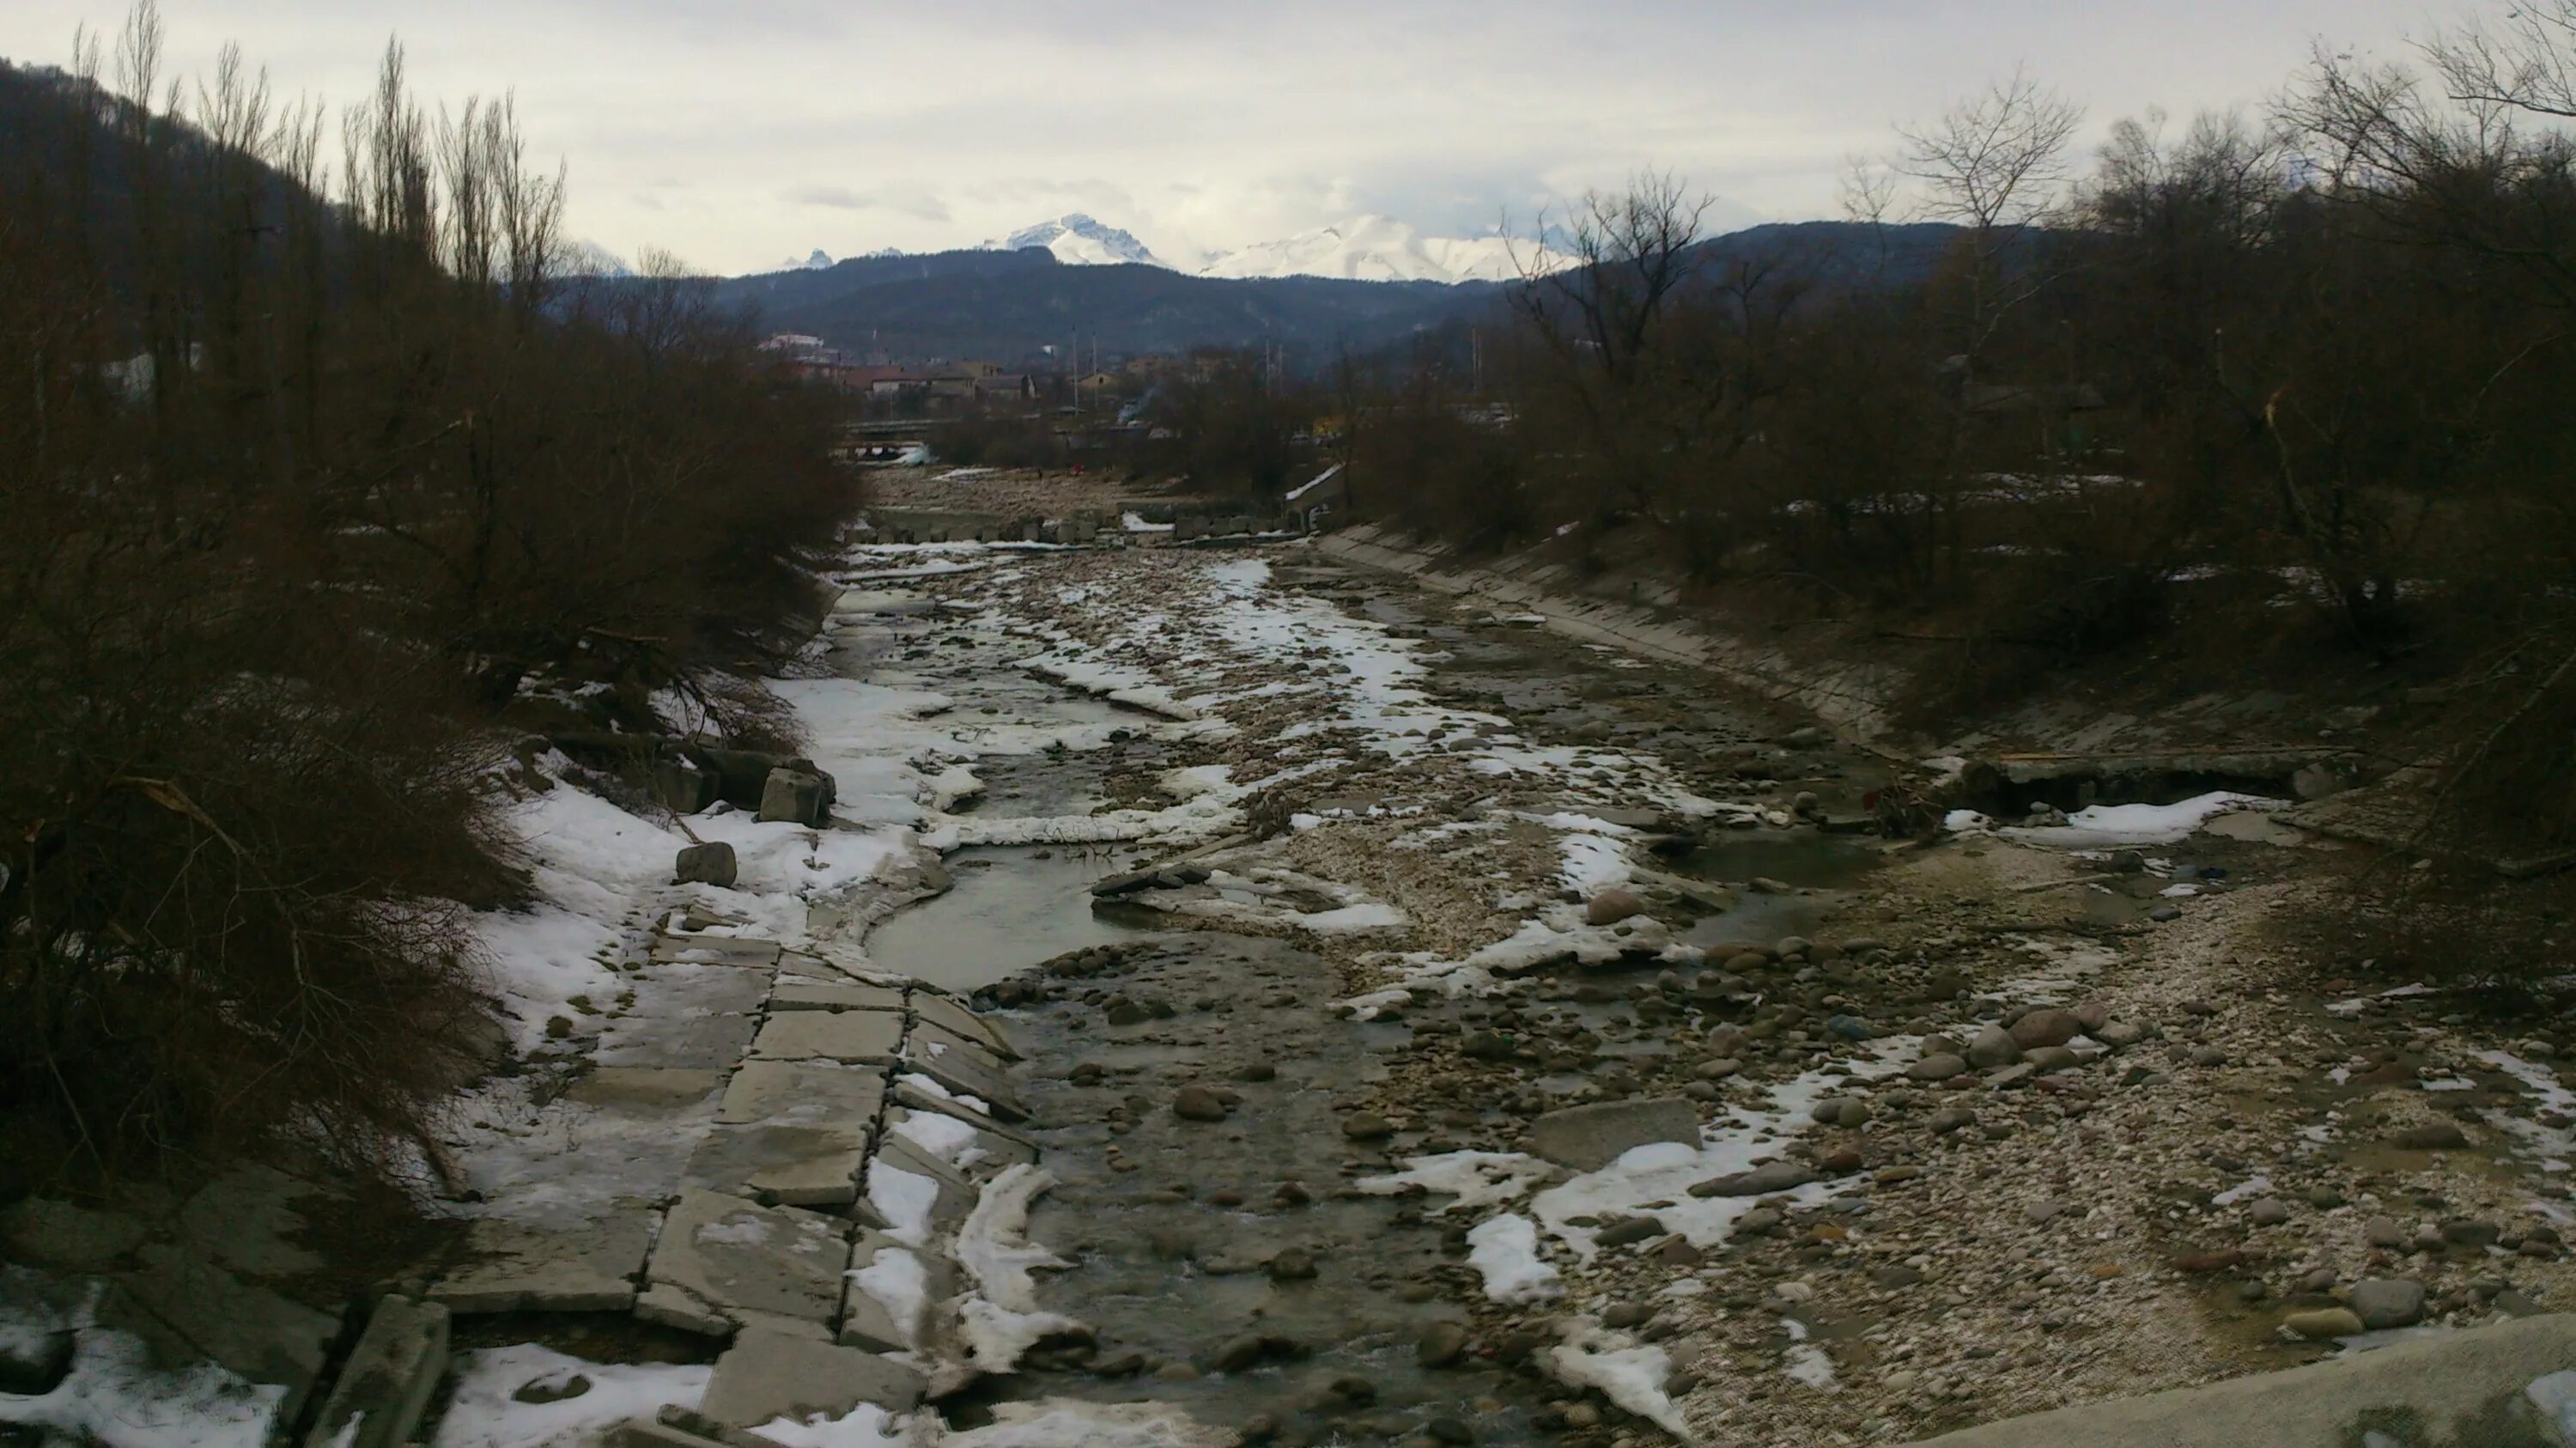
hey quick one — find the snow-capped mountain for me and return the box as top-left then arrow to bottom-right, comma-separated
1195,215 -> 1562,284
983,213 -> 1163,268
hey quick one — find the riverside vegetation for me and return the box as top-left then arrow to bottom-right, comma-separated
0,8 -> 854,1197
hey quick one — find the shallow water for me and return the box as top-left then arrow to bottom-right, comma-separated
863,846 -> 1157,991
1673,829 -> 1886,891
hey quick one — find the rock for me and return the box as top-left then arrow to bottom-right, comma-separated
1967,1026 -> 2024,1069
2351,1278 -> 2427,1330
1417,1323 -> 1471,1369
2008,1009 -> 2082,1049
2025,1200 -> 2069,1225
1870,1265 -> 1927,1290
1929,1107 -> 1977,1135
1689,1161 -> 1816,1198
1820,1146 -> 1865,1174
1212,1335 -> 1266,1373
2389,1122 -> 2470,1150
2071,1001 -> 2112,1032
1173,1086 -> 1230,1123
1777,935 -> 1814,958
1585,889 -> 1648,926
674,842 -> 738,889
2365,1216 -> 2408,1249
1527,1097 -> 1698,1171
1342,1113 -> 1396,1141
2095,1021 -> 2145,1048
2442,1220 -> 2501,1249
1267,1248 -> 1318,1281
1461,1031 -> 1516,1060
1,1198 -> 147,1273
1425,1418 -> 1476,1445
2190,1045 -> 2229,1067
0,1329 -> 74,1396
1596,1217 -> 1664,1248
1732,1208 -> 1784,1238
2248,1199 -> 2291,1227
1906,1054 -> 1969,1082
1696,1057 -> 1742,1080
756,767 -> 831,826
1810,1097 -> 1870,1127
2175,1249 -> 2245,1275
2284,1307 -> 2365,1340
1826,1013 -> 1879,1041
2148,904 -> 2183,922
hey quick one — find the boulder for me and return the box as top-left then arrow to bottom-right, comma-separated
2008,1009 -> 2083,1049
1584,889 -> 1648,927
757,767 -> 831,826
674,843 -> 738,888
1528,1098 -> 1699,1171
650,756 -> 718,814
2352,1277 -> 2427,1330
1967,1026 -> 2024,1069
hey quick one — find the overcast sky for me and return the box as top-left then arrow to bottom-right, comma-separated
2,0 -> 2458,274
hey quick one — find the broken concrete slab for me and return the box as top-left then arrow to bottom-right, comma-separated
892,1074 -> 1037,1147
857,1135 -> 979,1239
837,1232 -> 955,1354
898,1023 -> 1024,1122
768,981 -> 907,1014
648,934 -> 784,969
566,1068 -> 729,1111
907,989 -> 1020,1060
715,1061 -> 887,1128
299,1295 -> 448,1448
106,1244 -> 343,1422
696,1327 -> 924,1427
428,1210 -> 657,1313
683,1123 -> 871,1209
878,1106 -> 1040,1177
1899,1312 -> 2576,1447
0,1198 -> 148,1273
635,1189 -> 850,1338
748,1009 -> 906,1066
1526,1096 -> 1701,1171
177,1164 -> 331,1278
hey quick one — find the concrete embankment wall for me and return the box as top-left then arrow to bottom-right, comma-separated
1312,523 -> 1908,740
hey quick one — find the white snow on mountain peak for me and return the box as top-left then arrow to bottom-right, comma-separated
984,213 -> 1163,268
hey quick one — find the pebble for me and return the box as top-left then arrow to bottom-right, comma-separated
2248,1199 -> 2290,1227
1929,1107 -> 1977,1135
2365,1216 -> 2406,1248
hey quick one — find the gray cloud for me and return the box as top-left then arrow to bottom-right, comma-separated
0,0 -> 2446,274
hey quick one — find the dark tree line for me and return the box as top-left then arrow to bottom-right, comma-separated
1345,21 -> 2576,866
0,8 -> 854,1190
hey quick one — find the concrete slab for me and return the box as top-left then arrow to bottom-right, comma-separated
299,1295 -> 448,1448
837,1231 -> 956,1354
567,1068 -> 728,1110
428,1209 -> 656,1313
696,1327 -> 925,1427
748,1010 -> 906,1066
106,1245 -> 342,1421
768,982 -> 907,1014
635,1189 -> 850,1338
593,1012 -> 761,1071
683,1123 -> 871,1209
907,989 -> 1021,1060
649,934 -> 783,969
1900,1313 -> 2576,1447
177,1164 -> 331,1278
891,1074 -> 1037,1146
856,1135 -> 978,1239
879,1106 -> 1040,1177
898,1024 -> 1024,1121
716,1062 -> 887,1128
